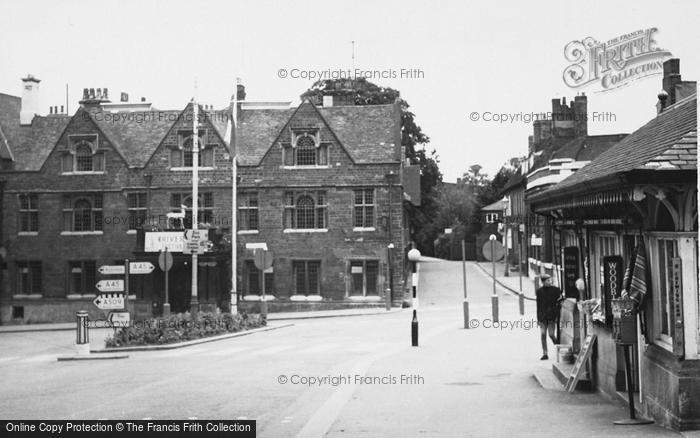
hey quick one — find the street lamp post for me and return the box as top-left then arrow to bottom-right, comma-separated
408,248 -> 421,346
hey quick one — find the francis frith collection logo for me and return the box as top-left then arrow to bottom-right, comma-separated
563,28 -> 673,92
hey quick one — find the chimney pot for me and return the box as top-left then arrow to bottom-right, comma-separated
89,88 -> 95,99
49,106 -> 53,114
141,97 -> 146,102
103,88 -> 108,100
60,105 -> 64,113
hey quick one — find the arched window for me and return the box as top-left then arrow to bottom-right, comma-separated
74,199 -> 92,231
75,143 -> 93,172
296,195 -> 315,229
296,136 -> 316,165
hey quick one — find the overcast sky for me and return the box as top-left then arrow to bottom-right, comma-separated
1,0 -> 698,182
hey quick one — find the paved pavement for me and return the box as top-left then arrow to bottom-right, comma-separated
0,257 -> 686,437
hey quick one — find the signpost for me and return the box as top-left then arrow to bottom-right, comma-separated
183,229 -> 209,255
108,311 -> 130,326
93,294 -> 125,310
98,265 -> 125,275
254,249 -> 273,317
96,279 -> 125,293
129,261 -> 155,274
159,249 -> 174,317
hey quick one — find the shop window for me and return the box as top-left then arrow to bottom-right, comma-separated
350,260 -> 379,296
650,237 -> 679,348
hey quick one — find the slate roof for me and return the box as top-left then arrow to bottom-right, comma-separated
88,107 -> 181,168
317,104 -> 401,163
234,101 -> 400,166
533,93 -> 697,200
0,93 -> 71,171
551,134 -> 628,161
1,94 -> 401,170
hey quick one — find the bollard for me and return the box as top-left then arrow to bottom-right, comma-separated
407,248 -> 421,347
260,296 -> 268,318
519,292 -> 525,315
411,310 -> 418,346
463,300 -> 470,329
491,295 -> 499,323
75,310 -> 90,356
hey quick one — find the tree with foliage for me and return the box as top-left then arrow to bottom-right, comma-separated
302,78 -> 442,254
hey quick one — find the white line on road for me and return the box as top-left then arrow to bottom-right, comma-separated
293,322 -> 458,438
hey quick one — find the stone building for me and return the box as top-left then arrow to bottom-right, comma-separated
0,78 -> 408,323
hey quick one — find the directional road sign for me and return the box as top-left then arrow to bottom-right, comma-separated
96,279 -> 125,293
108,311 -> 130,326
129,261 -> 155,274
93,293 -> 125,310
183,229 -> 209,254
98,265 -> 125,275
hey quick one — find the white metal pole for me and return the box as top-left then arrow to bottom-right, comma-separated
230,79 -> 239,315
190,92 -> 199,314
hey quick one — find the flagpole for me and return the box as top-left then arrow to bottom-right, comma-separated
230,78 -> 239,315
191,84 -> 199,315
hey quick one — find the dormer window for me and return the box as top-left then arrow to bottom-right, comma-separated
61,135 -> 104,174
170,131 -> 214,169
282,131 -> 329,167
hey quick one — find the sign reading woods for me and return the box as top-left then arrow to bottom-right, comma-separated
563,28 -> 672,92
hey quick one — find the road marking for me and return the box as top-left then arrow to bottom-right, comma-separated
294,322 -> 457,438
298,343 -> 339,354
0,356 -> 21,364
256,345 -> 296,355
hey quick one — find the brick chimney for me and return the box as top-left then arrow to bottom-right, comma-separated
657,58 -> 697,113
20,75 -> 41,125
573,93 -> 587,137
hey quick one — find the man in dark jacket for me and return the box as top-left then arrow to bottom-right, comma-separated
536,274 -> 562,360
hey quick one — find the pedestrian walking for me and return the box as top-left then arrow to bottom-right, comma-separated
536,273 -> 562,360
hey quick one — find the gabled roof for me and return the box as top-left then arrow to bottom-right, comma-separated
533,93 -> 697,200
237,107 -> 295,166
0,93 -> 71,171
234,101 -> 401,166
89,107 -> 187,168
317,104 -> 401,163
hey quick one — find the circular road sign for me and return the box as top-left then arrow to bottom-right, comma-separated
158,250 -> 174,272
482,240 -> 505,262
